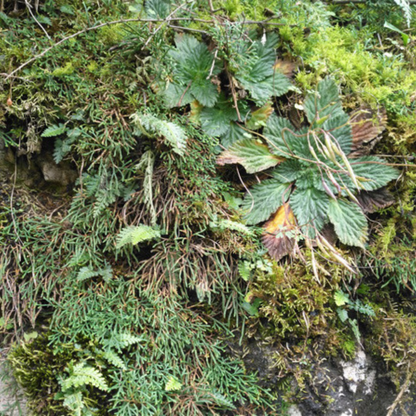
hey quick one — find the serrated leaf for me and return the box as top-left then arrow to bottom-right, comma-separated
163,82 -> 193,108
145,0 -> 171,18
304,78 -> 344,124
165,376 -> 182,391
328,199 -> 367,248
116,225 -> 161,249
290,187 -> 329,238
41,124 -> 66,137
200,98 -> 239,136
262,203 -> 296,261
264,114 -> 308,157
220,121 -> 251,147
350,156 -> 399,191
210,390 -> 236,409
190,79 -> 219,107
168,34 -> 220,108
240,180 -> 290,225
272,160 -> 303,183
239,72 -> 291,106
217,139 -> 282,173
334,290 -> 350,306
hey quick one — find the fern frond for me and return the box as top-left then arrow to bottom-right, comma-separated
165,376 -> 182,392
131,113 -> 187,156
114,333 -> 144,348
61,362 -> 109,392
77,264 -> 113,282
116,225 -> 161,249
62,391 -> 85,416
102,350 -> 126,370
393,0 -> 412,27
210,218 -> 254,236
41,124 -> 66,137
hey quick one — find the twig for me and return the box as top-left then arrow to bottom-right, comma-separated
386,370 -> 412,416
177,80 -> 192,107
207,49 -> 218,79
4,16 -> 291,80
25,0 -> 51,40
168,24 -> 208,34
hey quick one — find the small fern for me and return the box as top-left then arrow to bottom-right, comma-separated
102,350 -> 126,370
62,391 -> 86,416
165,376 -> 182,392
61,362 -> 109,392
393,0 -> 412,27
210,218 -> 253,236
116,225 -> 161,249
77,264 -> 112,282
114,332 -> 144,349
41,123 -> 67,137
131,112 -> 187,156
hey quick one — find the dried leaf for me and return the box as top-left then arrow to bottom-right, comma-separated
274,59 -> 297,77
349,107 -> 387,156
217,138 -> 283,174
262,203 -> 296,261
356,187 -> 395,213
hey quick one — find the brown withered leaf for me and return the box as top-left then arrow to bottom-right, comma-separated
274,59 -> 298,77
356,187 -> 395,213
262,203 -> 296,261
349,107 -> 387,157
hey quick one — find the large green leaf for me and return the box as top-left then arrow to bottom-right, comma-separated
217,139 -> 281,174
168,35 -> 220,108
304,78 -> 344,124
350,156 -> 399,191
328,199 -> 368,248
220,121 -> 251,147
239,72 -> 291,106
272,159 -> 303,183
200,98 -> 239,136
290,187 -> 329,238
264,114 -> 298,157
163,82 -> 194,108
241,180 -> 290,225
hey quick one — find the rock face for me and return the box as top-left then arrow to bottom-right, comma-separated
0,362 -> 27,416
293,349 -> 416,416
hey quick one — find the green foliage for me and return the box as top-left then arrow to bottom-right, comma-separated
219,78 -> 399,248
115,225 -> 161,249
131,113 -> 188,156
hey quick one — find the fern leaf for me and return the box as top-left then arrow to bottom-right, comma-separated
61,362 -> 109,392
210,390 -> 235,409
63,391 -> 85,416
210,218 -> 253,236
116,225 -> 161,249
165,376 -> 182,392
102,350 -> 126,370
41,124 -> 67,137
114,333 -> 144,349
238,261 -> 251,281
131,113 -> 187,156
77,265 -> 112,282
